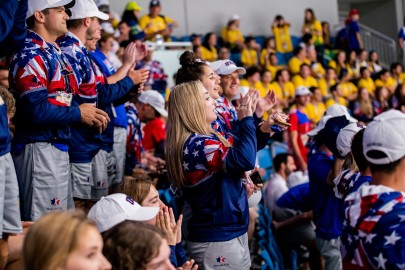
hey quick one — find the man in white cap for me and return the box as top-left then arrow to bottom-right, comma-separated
136,90 -> 168,160
57,0 -> 149,208
343,110 -> 405,269
9,0 -> 112,222
289,86 -> 312,171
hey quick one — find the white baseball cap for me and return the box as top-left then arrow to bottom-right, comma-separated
326,104 -> 358,123
88,193 -> 160,233
138,90 -> 168,117
295,86 -> 312,97
307,115 -> 333,137
69,0 -> 109,20
27,0 -> 75,19
211,60 -> 246,76
336,123 -> 365,157
363,110 -> 405,165
229,14 -> 240,21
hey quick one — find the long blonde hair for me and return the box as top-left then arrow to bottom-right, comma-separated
23,211 -> 97,270
166,81 -> 230,188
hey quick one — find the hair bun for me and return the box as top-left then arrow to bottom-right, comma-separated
179,51 -> 196,67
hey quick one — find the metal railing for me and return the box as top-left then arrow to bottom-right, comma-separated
358,23 -> 397,68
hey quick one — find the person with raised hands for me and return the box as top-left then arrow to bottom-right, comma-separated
166,80 -> 260,270
57,0 -> 149,208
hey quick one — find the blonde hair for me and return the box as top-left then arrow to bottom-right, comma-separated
166,81 -> 230,188
23,211 -> 97,270
117,173 -> 152,205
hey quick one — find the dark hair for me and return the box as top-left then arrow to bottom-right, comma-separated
390,62 -> 403,73
202,32 -> 216,50
359,66 -> 369,76
293,46 -> 304,56
304,8 -> 315,23
350,129 -> 368,171
273,153 -> 292,172
300,63 -> 310,71
67,18 -> 85,30
26,9 -> 50,29
368,153 -> 403,175
275,15 -> 283,21
175,51 -> 207,84
309,86 -> 318,94
245,66 -> 260,78
338,68 -> 349,80
102,221 -> 166,270
275,68 -> 289,81
302,33 -> 313,44
330,83 -> 339,92
378,68 -> 389,78
121,9 -> 139,25
245,36 -> 255,45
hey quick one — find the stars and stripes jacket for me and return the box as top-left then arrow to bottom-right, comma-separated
182,116 -> 257,242
57,32 -> 134,163
9,30 -> 81,148
342,184 -> 405,269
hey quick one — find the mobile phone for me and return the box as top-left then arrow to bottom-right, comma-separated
249,171 -> 263,185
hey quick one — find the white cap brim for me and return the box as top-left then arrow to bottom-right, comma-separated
126,206 -> 160,222
155,107 -> 168,118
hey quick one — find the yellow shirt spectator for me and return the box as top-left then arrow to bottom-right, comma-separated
318,78 -> 336,98
375,77 -> 397,91
270,81 -> 295,101
305,102 -> 326,124
265,64 -> 282,78
201,46 -> 218,62
272,25 -> 293,53
341,82 -> 358,100
292,75 -> 318,89
139,15 -> 168,41
260,48 -> 275,66
358,78 -> 376,95
304,20 -> 323,45
328,61 -> 353,78
221,27 -> 244,46
311,62 -> 325,78
241,49 -> 258,68
240,80 -> 267,97
325,97 -> 347,108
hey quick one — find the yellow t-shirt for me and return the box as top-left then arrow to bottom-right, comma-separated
292,75 -> 318,89
139,15 -> 167,41
240,80 -> 267,97
241,49 -> 258,68
318,79 -> 336,98
221,27 -> 244,45
375,77 -> 397,90
272,25 -> 293,53
260,48 -> 276,66
201,46 -> 218,62
325,97 -> 347,108
270,81 -> 295,101
311,62 -> 325,77
265,64 -> 281,78
358,78 -> 376,95
305,102 -> 326,124
341,82 -> 358,99
328,61 -> 353,78
304,20 -> 323,45
288,57 -> 303,75
395,73 -> 405,85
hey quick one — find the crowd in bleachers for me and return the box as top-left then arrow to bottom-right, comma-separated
2,0 -> 405,269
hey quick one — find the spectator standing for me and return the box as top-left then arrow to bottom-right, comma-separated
302,8 -> 324,65
221,14 -> 244,53
288,86 -> 312,171
9,0 -> 110,221
272,15 -> 293,54
345,9 -> 364,51
139,0 -> 177,42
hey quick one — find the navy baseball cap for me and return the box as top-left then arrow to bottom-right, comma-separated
317,115 -> 350,158
150,0 -> 160,7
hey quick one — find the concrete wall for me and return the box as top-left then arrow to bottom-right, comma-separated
108,0 -> 339,37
